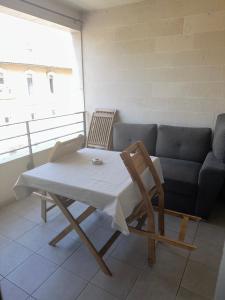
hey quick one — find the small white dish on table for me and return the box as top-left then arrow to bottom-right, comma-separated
92,158 -> 103,165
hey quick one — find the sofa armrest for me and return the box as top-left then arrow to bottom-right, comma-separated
196,152 -> 225,218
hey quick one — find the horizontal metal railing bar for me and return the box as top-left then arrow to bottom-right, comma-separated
30,121 -> 84,134
31,130 -> 84,147
0,111 -> 85,128
0,112 -> 86,163
29,111 -> 85,123
0,133 -> 28,142
0,121 -> 84,142
0,146 -> 29,156
0,129 -> 84,156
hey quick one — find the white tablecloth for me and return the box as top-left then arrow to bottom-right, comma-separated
14,148 -> 164,234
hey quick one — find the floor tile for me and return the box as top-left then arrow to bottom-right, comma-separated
0,241 -> 32,276
7,254 -> 58,294
17,224 -> 58,252
157,228 -> 193,258
148,246 -> 186,282
4,196 -> 59,224
61,246 -> 100,281
40,213 -> 70,234
127,244 -> 188,300
0,234 -> 11,250
0,210 -> 36,239
164,214 -> 198,241
79,211 -> 103,235
195,222 -> 225,247
181,260 -> 218,299
127,271 -> 179,300
38,234 -> 81,265
91,257 -> 141,300
111,234 -> 148,269
33,268 -> 87,300
90,226 -> 122,254
77,283 -> 118,300
0,278 -> 29,300
2,198 -> 39,216
176,287 -> 210,300
190,238 -> 223,271
68,202 -> 90,218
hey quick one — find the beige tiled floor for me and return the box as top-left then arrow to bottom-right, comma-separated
0,196 -> 224,300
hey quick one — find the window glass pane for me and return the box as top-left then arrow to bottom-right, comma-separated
27,75 -> 33,95
0,72 -> 4,84
49,76 -> 54,93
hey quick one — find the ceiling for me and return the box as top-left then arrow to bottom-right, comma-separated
50,0 -> 144,11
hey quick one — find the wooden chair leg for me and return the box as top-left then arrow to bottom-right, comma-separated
146,213 -> 156,266
41,200 -> 47,222
148,236 -> 156,265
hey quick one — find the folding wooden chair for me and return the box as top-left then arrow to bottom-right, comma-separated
120,141 -> 201,265
34,135 -> 84,222
86,108 -> 116,150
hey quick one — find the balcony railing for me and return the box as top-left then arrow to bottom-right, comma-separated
0,111 -> 86,168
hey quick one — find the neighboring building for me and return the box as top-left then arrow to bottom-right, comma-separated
0,12 -> 84,124
0,62 -> 74,123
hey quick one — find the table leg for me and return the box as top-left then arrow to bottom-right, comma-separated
49,193 -> 112,276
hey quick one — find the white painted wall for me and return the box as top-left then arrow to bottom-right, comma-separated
0,148 -> 52,206
82,0 -> 225,128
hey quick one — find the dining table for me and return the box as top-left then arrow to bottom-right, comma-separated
14,147 -> 164,275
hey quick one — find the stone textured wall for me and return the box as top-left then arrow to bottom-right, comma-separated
82,0 -> 225,128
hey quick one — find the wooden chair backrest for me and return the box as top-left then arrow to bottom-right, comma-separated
120,141 -> 163,201
49,135 -> 84,162
86,108 -> 116,150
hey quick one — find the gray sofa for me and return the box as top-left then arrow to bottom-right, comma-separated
113,114 -> 225,218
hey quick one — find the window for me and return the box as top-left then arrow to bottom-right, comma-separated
0,69 -> 5,93
26,73 -> 33,96
47,72 -> 54,94
0,72 -> 4,85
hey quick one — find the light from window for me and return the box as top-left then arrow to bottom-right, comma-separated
26,73 -> 33,96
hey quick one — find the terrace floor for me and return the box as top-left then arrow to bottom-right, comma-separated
0,195 -> 224,300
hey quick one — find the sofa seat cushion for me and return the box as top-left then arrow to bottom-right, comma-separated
156,125 -> 212,163
160,157 -> 202,196
113,123 -> 157,154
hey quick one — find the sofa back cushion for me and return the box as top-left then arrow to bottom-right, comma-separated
113,123 -> 157,154
156,125 -> 212,163
213,114 -> 225,162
